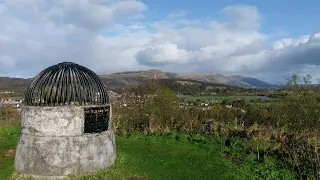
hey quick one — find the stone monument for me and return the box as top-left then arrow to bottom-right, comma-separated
14,62 -> 116,178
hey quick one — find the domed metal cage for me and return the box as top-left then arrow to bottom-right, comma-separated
24,62 -> 109,106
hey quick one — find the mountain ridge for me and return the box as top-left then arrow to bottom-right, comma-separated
0,70 -> 278,89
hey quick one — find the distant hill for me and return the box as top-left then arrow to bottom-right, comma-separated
0,77 -> 31,97
0,70 -> 278,92
99,70 -> 179,88
0,77 -> 31,85
230,75 -> 279,88
99,70 -> 277,88
178,73 -> 278,88
179,73 -> 232,84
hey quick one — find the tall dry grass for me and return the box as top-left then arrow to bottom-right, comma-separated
0,105 -> 20,126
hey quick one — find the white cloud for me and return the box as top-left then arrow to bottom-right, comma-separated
0,1 -> 320,83
48,0 -> 147,31
134,5 -> 320,82
136,5 -> 268,74
0,0 -> 147,76
273,35 -> 309,50
136,43 -> 191,66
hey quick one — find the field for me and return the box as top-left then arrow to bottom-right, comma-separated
185,95 -> 277,107
187,95 -> 258,102
0,126 -> 293,180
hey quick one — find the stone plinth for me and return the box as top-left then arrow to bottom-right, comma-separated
14,106 -> 116,178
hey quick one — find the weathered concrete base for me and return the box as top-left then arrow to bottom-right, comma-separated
14,130 -> 116,177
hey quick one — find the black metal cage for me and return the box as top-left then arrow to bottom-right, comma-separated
24,62 -> 109,106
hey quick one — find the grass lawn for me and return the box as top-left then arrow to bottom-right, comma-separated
0,126 -> 238,180
0,125 -> 20,180
1,126 -> 293,180
78,135 -> 238,180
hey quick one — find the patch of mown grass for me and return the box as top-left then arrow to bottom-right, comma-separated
0,125 -> 20,180
1,126 -> 294,180
69,133 -> 237,180
69,132 -> 294,180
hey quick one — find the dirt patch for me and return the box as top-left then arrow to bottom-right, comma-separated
3,149 -> 15,157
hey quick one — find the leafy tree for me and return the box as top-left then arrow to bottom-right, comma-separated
303,74 -> 312,85
152,87 -> 179,129
286,74 -> 300,87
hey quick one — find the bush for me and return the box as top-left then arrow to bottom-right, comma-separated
0,105 -> 20,126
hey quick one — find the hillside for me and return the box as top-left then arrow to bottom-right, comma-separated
179,73 -> 277,88
0,70 -> 277,92
230,75 -> 279,88
100,70 -> 276,89
0,77 -> 31,97
0,77 -> 31,85
99,70 -> 179,88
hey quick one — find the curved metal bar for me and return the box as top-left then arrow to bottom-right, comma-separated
24,62 -> 109,106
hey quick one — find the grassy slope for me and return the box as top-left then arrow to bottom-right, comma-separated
0,126 -> 20,180
1,126 -> 237,180
105,136 -> 236,180
1,126 -> 293,180
68,135 -> 239,180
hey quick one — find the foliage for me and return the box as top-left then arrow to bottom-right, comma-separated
0,105 -> 20,126
150,87 -> 180,131
237,155 -> 294,180
112,76 -> 320,179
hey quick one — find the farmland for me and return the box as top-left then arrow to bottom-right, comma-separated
186,95 -> 270,103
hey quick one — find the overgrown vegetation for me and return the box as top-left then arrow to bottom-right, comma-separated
0,105 -> 20,126
113,74 -> 320,179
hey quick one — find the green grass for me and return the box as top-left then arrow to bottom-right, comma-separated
1,127 -> 237,180
0,125 -> 20,180
69,133 -> 238,180
1,126 -> 294,180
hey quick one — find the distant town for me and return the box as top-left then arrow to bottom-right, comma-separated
0,90 -> 123,109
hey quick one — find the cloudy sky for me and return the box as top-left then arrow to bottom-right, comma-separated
0,0 -> 320,83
